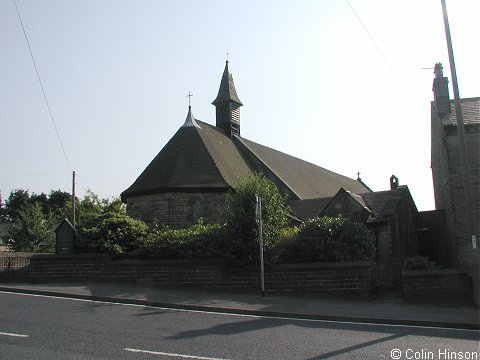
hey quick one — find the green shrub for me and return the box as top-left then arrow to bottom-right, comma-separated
76,211 -> 148,255
273,216 -> 376,263
404,255 -> 439,270
222,174 -> 289,265
135,219 -> 225,259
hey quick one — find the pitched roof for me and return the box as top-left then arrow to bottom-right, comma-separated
287,186 -> 415,222
121,117 -> 252,199
360,186 -> 415,222
440,97 -> 480,126
212,61 -> 243,106
122,111 -> 371,200
288,197 -> 331,220
236,137 -> 370,199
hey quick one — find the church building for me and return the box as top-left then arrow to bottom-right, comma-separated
121,61 -> 370,227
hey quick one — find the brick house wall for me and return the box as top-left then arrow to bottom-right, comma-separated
125,192 -> 228,228
444,126 -> 480,268
431,107 -> 480,268
431,110 -> 456,266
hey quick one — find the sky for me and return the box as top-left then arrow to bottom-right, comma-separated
1,0 -> 479,211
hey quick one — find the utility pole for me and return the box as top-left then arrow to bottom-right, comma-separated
256,194 -> 265,297
440,0 -> 478,305
72,171 -> 76,228
441,0 -> 476,248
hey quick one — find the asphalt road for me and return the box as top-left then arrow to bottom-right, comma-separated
0,291 -> 478,360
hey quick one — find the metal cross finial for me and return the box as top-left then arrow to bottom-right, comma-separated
357,171 -> 361,180
226,50 -> 229,62
187,91 -> 193,107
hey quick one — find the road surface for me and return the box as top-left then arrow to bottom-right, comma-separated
0,291 -> 478,359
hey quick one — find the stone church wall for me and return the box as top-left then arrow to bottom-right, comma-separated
126,192 -> 228,228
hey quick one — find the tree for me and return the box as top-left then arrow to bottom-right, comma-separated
46,190 -> 71,216
8,202 -> 55,252
29,192 -> 49,214
223,174 -> 289,264
1,189 -> 31,222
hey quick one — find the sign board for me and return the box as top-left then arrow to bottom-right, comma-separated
55,219 -> 75,254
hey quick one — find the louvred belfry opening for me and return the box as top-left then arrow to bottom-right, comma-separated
212,61 -> 243,138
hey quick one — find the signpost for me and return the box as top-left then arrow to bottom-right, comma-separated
255,194 -> 265,297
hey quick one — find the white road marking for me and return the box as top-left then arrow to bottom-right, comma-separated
124,348 -> 232,360
0,331 -> 29,338
1,290 -> 478,332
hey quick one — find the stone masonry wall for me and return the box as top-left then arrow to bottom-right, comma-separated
445,126 -> 480,268
126,192 -> 228,228
29,255 -> 372,296
402,269 -> 473,303
431,110 -> 456,266
431,104 -> 480,268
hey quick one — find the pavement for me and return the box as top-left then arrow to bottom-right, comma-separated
0,282 -> 478,330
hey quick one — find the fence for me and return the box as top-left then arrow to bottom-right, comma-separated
0,254 -> 31,283
371,266 -> 403,301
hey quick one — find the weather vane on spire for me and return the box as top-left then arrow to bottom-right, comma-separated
187,91 -> 193,107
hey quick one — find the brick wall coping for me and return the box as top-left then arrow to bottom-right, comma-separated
30,254 -> 370,271
31,253 -> 108,260
265,261 -> 370,270
402,269 -> 469,276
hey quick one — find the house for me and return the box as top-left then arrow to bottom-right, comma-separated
430,63 -> 480,269
121,61 -> 369,227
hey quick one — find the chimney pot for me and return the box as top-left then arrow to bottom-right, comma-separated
432,62 -> 451,116
434,62 -> 444,78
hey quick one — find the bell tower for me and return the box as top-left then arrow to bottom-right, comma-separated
212,61 -> 243,137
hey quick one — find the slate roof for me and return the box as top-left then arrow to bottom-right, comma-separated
122,110 -> 370,201
440,97 -> 480,126
121,117 -> 251,199
287,186 -> 415,222
237,137 -> 368,199
212,61 -> 243,106
288,197 -> 331,220
361,186 -> 414,223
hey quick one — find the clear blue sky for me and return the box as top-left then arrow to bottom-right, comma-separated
1,0 -> 479,211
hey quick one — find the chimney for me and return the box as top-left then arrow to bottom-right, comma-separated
432,63 -> 451,117
390,175 -> 399,190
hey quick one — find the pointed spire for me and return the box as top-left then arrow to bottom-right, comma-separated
212,61 -> 243,106
181,106 -> 201,129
